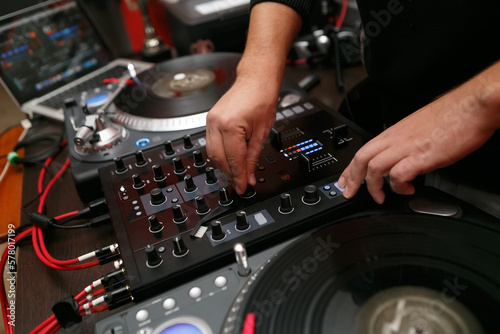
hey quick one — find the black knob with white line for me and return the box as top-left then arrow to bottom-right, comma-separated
148,215 -> 163,233
193,150 -> 206,168
302,184 -> 321,205
235,211 -> 250,231
210,220 -> 226,241
195,195 -> 210,215
113,157 -> 127,173
150,188 -> 166,206
172,204 -> 187,223
205,167 -> 218,185
132,174 -> 145,189
172,235 -> 189,257
152,164 -> 166,182
173,157 -> 186,174
184,174 -> 197,192
279,193 -> 294,214
183,135 -> 194,149
164,140 -> 175,156
218,187 -> 232,206
145,245 -> 162,268
134,150 -> 147,167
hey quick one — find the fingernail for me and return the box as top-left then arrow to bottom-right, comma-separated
342,185 -> 350,198
338,176 -> 345,187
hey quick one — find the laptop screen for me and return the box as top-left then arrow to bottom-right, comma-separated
0,0 -> 114,105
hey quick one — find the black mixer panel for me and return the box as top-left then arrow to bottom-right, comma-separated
98,99 -> 371,302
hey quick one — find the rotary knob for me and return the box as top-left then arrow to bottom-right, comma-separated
145,245 -> 162,268
172,157 -> 186,174
302,185 -> 321,205
279,193 -> 294,214
234,243 -> 251,277
148,215 -> 163,233
150,188 -> 166,206
205,167 -> 218,185
172,204 -> 187,223
172,235 -> 189,257
193,150 -> 206,168
152,164 -> 166,182
240,185 -> 256,199
195,195 -> 210,215
132,174 -> 145,189
135,150 -> 147,167
218,187 -> 233,206
184,174 -> 197,192
235,211 -> 250,231
164,140 -> 175,156
210,220 -> 226,241
183,135 -> 194,149
113,157 -> 128,174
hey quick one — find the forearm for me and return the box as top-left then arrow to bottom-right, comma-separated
235,2 -> 302,99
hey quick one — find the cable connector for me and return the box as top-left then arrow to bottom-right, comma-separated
104,285 -> 133,310
52,296 -> 82,328
27,212 -> 55,228
88,213 -> 111,228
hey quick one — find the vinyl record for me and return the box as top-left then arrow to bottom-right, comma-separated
109,53 -> 239,132
224,214 -> 500,333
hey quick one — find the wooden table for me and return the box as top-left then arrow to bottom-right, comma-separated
13,63 -> 367,333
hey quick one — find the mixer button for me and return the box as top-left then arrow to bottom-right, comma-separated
172,157 -> 186,174
205,167 -> 218,185
162,298 -> 176,311
150,188 -> 166,206
145,245 -> 163,268
134,150 -> 148,167
135,309 -> 149,323
302,184 -> 321,205
214,276 -> 227,288
210,220 -> 226,241
132,174 -> 145,189
278,193 -> 294,214
188,287 -> 202,299
152,164 -> 166,182
164,140 -> 175,156
193,150 -> 206,167
235,211 -> 250,231
195,196 -> 210,215
172,234 -> 189,257
148,215 -> 163,233
172,204 -> 187,223
184,174 -> 198,193
113,157 -> 128,174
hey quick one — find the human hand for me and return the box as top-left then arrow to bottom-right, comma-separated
206,79 -> 279,194
337,80 -> 499,203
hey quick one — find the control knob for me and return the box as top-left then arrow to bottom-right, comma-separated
148,215 -> 163,233
210,220 -> 226,241
302,185 -> 321,205
145,245 -> 162,268
235,211 -> 250,231
150,188 -> 166,206
278,193 -> 294,214
172,235 -> 189,257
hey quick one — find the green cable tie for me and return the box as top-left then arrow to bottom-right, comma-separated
7,151 -> 20,166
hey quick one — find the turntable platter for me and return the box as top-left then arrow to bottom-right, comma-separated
224,214 -> 500,333
110,53 -> 239,132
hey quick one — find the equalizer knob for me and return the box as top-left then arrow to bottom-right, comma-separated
218,187 -> 233,206
205,167 -> 218,185
172,235 -> 189,257
135,150 -> 148,167
164,140 -> 175,156
302,185 -> 321,205
148,215 -> 163,233
195,195 -> 210,215
172,157 -> 186,174
152,164 -> 166,182
240,185 -> 256,199
145,245 -> 163,268
132,174 -> 145,189
184,174 -> 197,192
235,211 -> 250,231
183,135 -> 194,149
210,221 -> 226,241
278,193 -> 294,214
113,157 -> 128,173
172,204 -> 187,223
150,188 -> 166,206
193,150 -> 206,167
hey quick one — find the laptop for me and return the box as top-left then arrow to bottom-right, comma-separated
0,0 -> 153,121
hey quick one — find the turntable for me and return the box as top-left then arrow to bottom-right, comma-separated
95,187 -> 500,334
64,53 -> 308,202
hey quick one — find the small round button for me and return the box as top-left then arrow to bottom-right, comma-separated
189,287 -> 202,299
135,309 -> 149,322
214,276 -> 227,288
162,298 -> 176,310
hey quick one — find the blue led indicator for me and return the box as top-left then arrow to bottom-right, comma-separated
136,138 -> 150,147
159,323 -> 203,334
